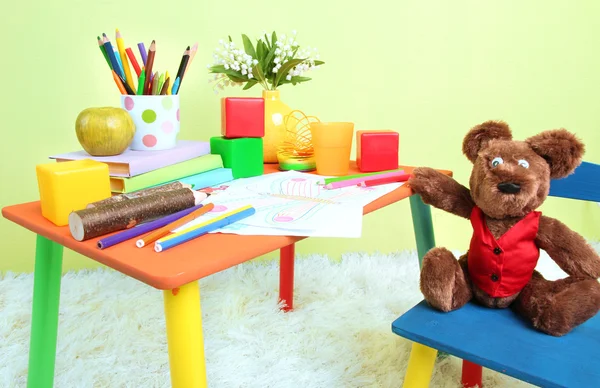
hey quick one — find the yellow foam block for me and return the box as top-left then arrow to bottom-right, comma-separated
36,159 -> 112,226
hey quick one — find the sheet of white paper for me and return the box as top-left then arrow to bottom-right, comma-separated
173,171 -> 403,238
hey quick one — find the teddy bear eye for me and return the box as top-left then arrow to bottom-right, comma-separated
491,157 -> 504,167
518,159 -> 529,168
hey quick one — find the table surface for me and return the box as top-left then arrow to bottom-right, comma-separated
392,300 -> 600,388
3,162 -> 449,290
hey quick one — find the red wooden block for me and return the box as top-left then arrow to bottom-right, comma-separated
356,130 -> 399,172
221,97 -> 265,138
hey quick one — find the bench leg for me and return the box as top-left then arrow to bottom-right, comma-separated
409,195 -> 436,269
163,281 -> 207,388
279,244 -> 295,312
27,235 -> 63,388
462,359 -> 483,387
403,342 -> 437,387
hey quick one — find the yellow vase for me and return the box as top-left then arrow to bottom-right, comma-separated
262,90 -> 292,163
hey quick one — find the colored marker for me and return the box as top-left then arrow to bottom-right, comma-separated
359,173 -> 412,187
324,170 -> 406,189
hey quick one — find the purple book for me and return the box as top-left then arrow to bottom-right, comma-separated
49,140 -> 210,177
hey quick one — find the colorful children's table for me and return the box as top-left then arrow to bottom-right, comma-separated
2,162 -> 449,388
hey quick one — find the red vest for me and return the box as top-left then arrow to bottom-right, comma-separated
468,206 -> 541,298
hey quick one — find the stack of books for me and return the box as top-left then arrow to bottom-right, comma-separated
49,140 -> 234,193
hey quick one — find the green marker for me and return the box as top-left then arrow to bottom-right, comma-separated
319,168 -> 404,185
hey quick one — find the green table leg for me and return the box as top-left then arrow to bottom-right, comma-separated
27,235 -> 63,388
409,194 -> 436,268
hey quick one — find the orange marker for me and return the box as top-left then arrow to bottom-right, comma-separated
112,70 -> 127,94
136,202 -> 215,247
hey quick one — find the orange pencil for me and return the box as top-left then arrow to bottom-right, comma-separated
136,202 -> 215,247
112,70 -> 127,94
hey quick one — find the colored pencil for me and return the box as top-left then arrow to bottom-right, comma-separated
146,72 -> 155,95
136,203 -> 215,248
359,173 -> 412,187
324,170 -> 406,189
97,36 -> 111,69
125,48 -> 142,77
120,74 -> 136,95
184,42 -> 198,77
151,71 -> 159,95
154,206 -> 255,252
98,204 -> 204,249
112,70 -> 127,94
176,46 -> 191,80
115,29 -> 135,91
172,77 -> 181,95
166,70 -> 172,94
102,35 -> 122,79
159,77 -> 170,95
143,40 -> 156,95
137,42 -> 147,65
157,73 -> 165,95
137,69 -> 146,95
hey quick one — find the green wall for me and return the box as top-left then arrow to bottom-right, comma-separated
1,0 -> 599,272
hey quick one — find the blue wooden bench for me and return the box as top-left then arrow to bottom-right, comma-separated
393,161 -> 600,387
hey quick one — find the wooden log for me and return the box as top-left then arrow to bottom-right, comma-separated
86,181 -> 192,208
69,188 -> 206,241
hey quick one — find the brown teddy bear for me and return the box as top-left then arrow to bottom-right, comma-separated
408,120 -> 600,336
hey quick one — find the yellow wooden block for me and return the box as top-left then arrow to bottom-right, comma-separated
36,159 -> 111,226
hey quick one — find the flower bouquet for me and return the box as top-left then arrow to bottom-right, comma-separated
207,30 -> 324,92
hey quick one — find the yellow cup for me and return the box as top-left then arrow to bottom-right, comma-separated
310,122 -> 355,176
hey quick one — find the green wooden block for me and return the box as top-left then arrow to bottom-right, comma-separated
210,136 -> 264,179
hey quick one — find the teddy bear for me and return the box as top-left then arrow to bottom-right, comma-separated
407,120 -> 600,336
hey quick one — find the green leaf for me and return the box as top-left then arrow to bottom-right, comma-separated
228,35 -> 233,42
271,31 -> 277,48
227,74 -> 247,83
313,60 -> 325,66
274,58 -> 305,88
264,44 -> 277,77
263,33 -> 271,50
209,65 -> 248,83
242,34 -> 256,58
252,63 -> 266,86
257,41 -> 265,67
243,80 -> 258,90
278,76 -> 312,86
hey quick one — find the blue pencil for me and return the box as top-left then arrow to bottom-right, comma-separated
172,77 -> 181,94
102,35 -> 124,79
154,207 -> 256,252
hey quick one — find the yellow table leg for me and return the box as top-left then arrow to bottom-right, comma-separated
163,281 -> 207,388
402,342 -> 438,388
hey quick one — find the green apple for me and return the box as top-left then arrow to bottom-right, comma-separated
75,107 -> 136,156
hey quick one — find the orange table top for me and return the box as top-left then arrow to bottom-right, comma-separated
2,162 -> 451,290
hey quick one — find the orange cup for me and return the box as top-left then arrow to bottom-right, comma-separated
310,122 -> 355,176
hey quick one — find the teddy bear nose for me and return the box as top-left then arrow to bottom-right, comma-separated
498,182 -> 521,194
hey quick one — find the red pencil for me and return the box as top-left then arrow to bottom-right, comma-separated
359,173 -> 412,187
125,47 -> 142,77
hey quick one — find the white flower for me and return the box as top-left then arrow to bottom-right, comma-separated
253,59 -> 259,65
241,69 -> 247,75
292,30 -> 297,35
224,64 -> 230,69
286,75 -> 292,80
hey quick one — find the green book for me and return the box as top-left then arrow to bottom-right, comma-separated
110,154 -> 224,193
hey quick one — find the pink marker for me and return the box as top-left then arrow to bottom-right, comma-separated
324,170 -> 406,189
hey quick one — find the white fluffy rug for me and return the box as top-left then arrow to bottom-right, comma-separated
1,245 -> 597,388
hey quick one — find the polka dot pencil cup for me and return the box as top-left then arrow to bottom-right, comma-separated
121,95 -> 180,151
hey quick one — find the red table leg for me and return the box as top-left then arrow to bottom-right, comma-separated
279,244 -> 295,312
462,359 -> 483,387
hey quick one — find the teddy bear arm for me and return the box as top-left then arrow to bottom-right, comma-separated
536,215 -> 600,279
408,167 -> 475,219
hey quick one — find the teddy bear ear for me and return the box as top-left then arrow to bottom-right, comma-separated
525,129 -> 585,179
462,120 -> 512,163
